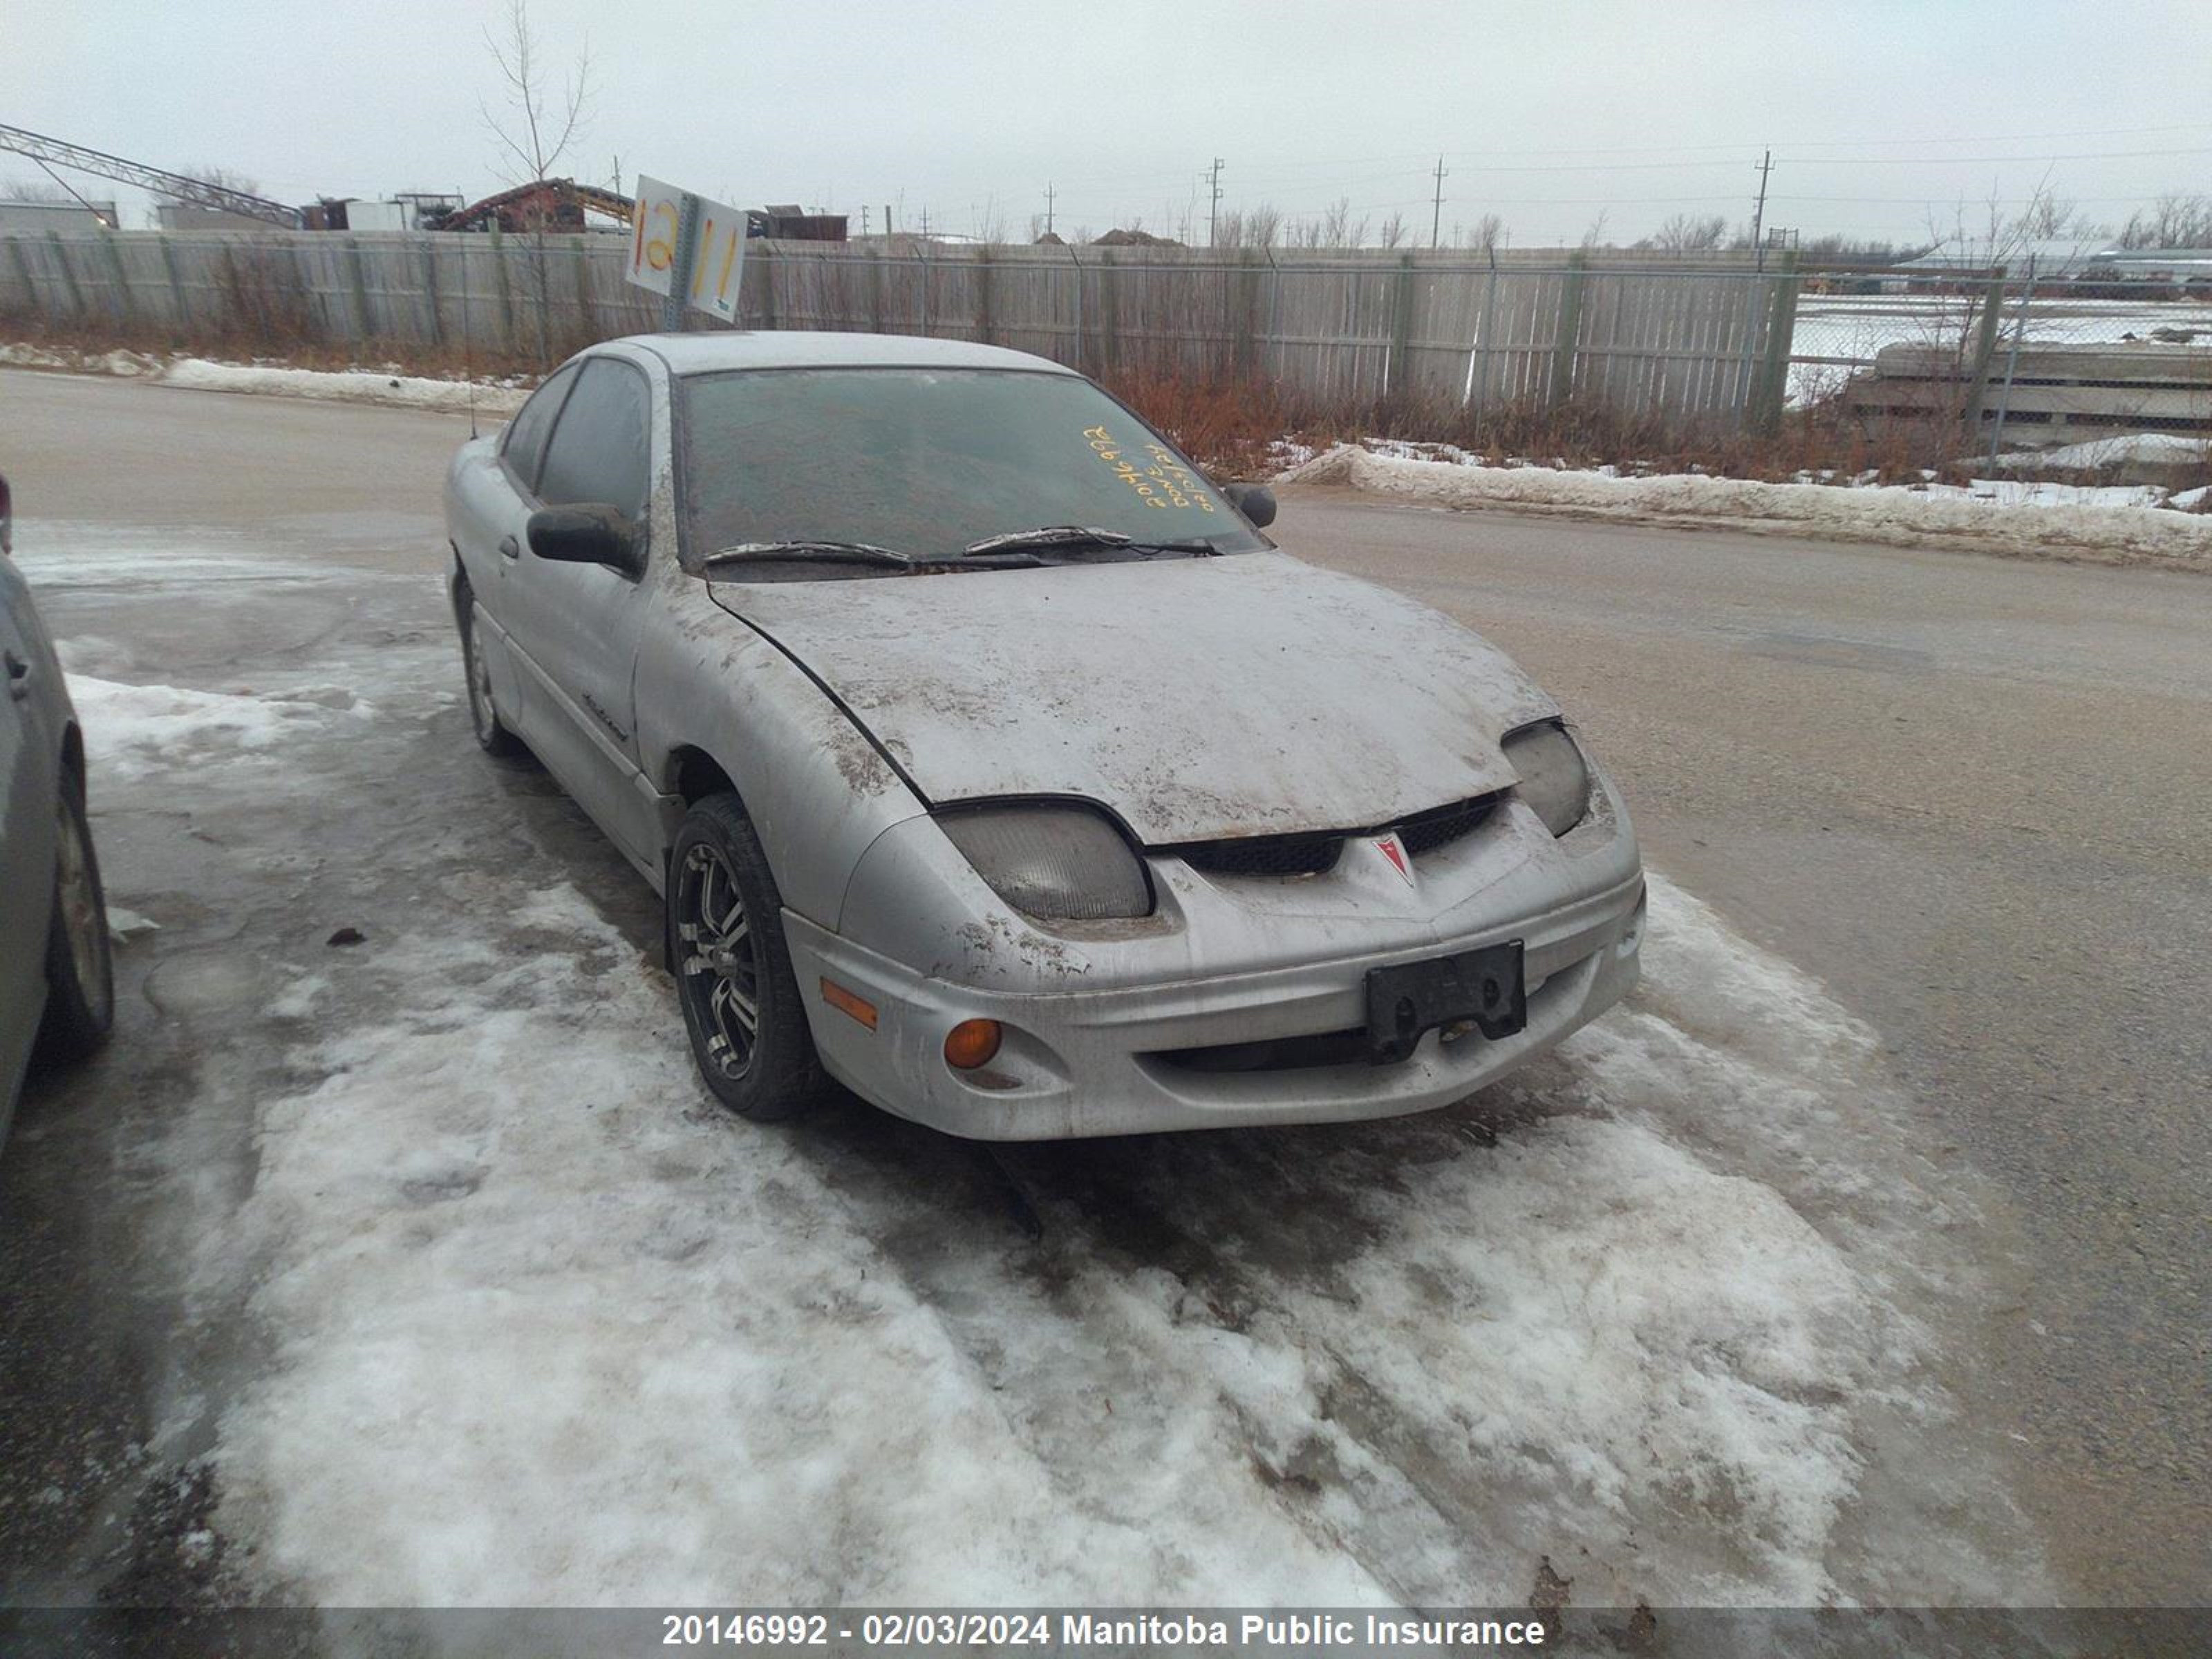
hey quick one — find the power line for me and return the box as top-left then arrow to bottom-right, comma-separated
1041,135 -> 2212,197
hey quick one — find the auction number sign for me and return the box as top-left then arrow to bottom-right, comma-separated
628,174 -> 746,325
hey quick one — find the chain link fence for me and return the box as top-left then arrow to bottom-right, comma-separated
1794,268 -> 2212,470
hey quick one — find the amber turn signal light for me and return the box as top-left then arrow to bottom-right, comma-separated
819,977 -> 878,1031
943,1018 -> 1003,1070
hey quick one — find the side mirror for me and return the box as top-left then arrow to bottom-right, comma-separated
527,503 -> 639,572
1222,482 -> 1277,529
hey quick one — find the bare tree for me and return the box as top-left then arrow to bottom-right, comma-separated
481,0 -> 595,361
1377,210 -> 1408,249
1580,209 -> 1611,250
2012,189 -> 2089,241
1469,212 -> 1505,252
148,165 -> 268,212
1243,203 -> 1282,248
2118,192 -> 2212,250
1318,197 -> 1353,247
1927,172 -> 2104,272
1639,212 -> 1727,252
482,0 -> 594,191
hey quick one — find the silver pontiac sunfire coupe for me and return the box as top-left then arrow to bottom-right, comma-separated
445,332 -> 1644,1139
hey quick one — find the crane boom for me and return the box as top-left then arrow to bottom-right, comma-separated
0,123 -> 301,227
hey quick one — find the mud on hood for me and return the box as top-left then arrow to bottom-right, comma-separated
713,552 -> 1557,845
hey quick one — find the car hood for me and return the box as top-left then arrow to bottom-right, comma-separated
712,552 -> 1558,845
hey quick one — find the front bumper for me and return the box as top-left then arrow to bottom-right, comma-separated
782,866 -> 1644,1141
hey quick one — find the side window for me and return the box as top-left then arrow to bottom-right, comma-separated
536,360 -> 652,523
500,362 -> 578,493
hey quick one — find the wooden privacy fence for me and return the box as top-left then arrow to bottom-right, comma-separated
0,229 -> 1803,433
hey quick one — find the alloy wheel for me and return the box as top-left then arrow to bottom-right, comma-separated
466,628 -> 498,744
55,794 -> 110,1018
676,841 -> 762,1081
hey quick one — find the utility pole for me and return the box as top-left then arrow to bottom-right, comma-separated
1430,155 -> 1448,249
1206,156 -> 1225,246
1044,181 -> 1057,237
861,205 -> 870,237
1750,147 -> 1774,271
919,205 -> 931,239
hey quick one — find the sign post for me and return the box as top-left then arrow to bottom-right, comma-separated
627,174 -> 747,328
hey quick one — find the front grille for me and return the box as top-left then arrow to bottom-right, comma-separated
1168,791 -> 1503,880
1177,832 -> 1344,879
1398,792 -> 1501,859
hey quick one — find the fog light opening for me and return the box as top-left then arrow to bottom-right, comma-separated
944,1018 -> 1004,1070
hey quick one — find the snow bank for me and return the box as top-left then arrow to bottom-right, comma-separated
1991,432 -> 2211,473
1282,444 -> 2212,569
3,341 -> 529,414
66,675 -> 373,780
1,342 -> 163,376
159,358 -> 529,415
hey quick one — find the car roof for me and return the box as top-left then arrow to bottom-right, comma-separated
615,330 -> 1080,377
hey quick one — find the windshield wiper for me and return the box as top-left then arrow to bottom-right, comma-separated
963,525 -> 1221,558
963,525 -> 1133,556
704,540 -> 914,570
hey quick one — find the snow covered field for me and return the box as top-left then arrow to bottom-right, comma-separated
10,524 -> 2048,1614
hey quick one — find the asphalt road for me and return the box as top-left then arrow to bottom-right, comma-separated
3,370 -> 2207,1607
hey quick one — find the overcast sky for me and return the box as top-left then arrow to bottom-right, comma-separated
6,0 -> 2209,245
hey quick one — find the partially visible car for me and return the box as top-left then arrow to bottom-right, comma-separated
1,469 -> 115,1142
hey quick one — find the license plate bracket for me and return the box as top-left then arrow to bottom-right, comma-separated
1365,941 -> 1526,1065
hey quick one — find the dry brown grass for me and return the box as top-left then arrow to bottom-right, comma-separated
1099,364 -> 1991,487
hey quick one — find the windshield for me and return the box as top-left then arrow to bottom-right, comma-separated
676,368 -> 1266,568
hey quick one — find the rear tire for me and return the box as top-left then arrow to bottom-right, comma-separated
459,588 -> 523,756
666,793 -> 830,1121
37,764 -> 114,1062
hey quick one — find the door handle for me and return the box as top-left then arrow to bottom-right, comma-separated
498,534 -> 521,560
4,649 -> 29,701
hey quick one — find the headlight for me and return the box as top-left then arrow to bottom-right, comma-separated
1503,722 -> 1590,836
937,804 -> 1154,920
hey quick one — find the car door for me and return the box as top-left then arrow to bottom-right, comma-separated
497,355 -> 661,869
1,556 -> 59,1103
461,360 -> 580,734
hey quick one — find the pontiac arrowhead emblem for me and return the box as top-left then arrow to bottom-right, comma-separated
1375,832 -> 1414,885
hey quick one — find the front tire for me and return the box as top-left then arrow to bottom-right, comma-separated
459,590 -> 523,756
38,764 -> 114,1062
667,793 -> 829,1121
